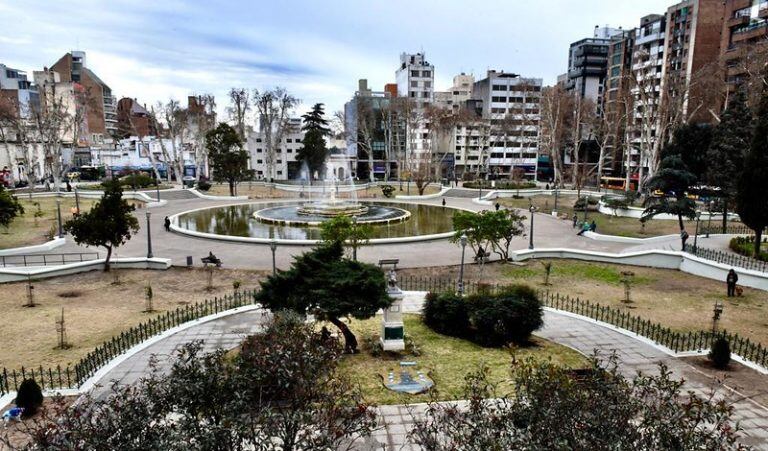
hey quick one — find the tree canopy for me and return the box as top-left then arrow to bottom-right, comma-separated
707,90 -> 752,233
0,185 -> 24,229
64,180 -> 139,271
2,315 -> 377,450
254,242 -> 390,353
319,215 -> 373,260
737,83 -> 768,257
410,357 -> 747,450
296,103 -> 330,180
452,209 -> 526,261
205,123 -> 254,196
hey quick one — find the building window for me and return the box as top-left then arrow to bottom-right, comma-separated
411,70 -> 419,77
286,138 -> 292,143
492,84 -> 508,91
424,81 -> 431,88
411,80 -> 418,88
422,92 -> 429,98
256,148 -> 262,153
422,70 -> 431,77
410,91 -> 416,97
277,171 -> 283,175
257,159 -> 263,164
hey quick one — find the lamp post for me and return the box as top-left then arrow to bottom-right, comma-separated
458,233 -> 468,295
145,211 -> 153,258
269,239 -> 277,275
55,198 -> 63,238
693,211 -> 701,253
156,182 -> 161,202
706,201 -> 713,238
74,186 -> 80,215
351,216 -> 359,261
583,195 -> 589,223
529,205 -> 536,250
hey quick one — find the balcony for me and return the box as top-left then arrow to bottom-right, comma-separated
728,15 -> 750,28
732,21 -> 768,43
635,32 -> 663,46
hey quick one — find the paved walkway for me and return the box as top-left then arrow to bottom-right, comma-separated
89,306 -> 768,450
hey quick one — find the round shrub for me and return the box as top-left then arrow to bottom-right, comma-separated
15,379 -> 43,417
422,292 -> 469,337
197,180 -> 212,191
709,336 -> 731,369
381,184 -> 395,198
467,285 -> 544,347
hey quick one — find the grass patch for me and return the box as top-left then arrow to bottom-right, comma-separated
336,314 -> 586,405
401,260 -> 768,347
0,268 -> 267,370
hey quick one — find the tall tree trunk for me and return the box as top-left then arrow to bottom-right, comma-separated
755,229 -> 763,259
328,316 -> 358,354
722,199 -> 728,234
104,245 -> 113,272
229,179 -> 235,197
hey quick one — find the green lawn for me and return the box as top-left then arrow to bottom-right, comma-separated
335,314 -> 586,405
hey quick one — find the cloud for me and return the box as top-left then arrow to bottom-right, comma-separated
2,0 -> 674,119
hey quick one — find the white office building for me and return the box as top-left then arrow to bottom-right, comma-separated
247,118 -> 305,180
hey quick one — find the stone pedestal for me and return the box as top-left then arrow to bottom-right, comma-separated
381,271 -> 405,352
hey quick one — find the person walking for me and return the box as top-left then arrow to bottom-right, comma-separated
680,230 -> 690,251
441,198 -> 446,207
726,269 -> 738,297
495,202 -> 500,211
572,213 -> 578,228
589,220 -> 597,232
164,216 -> 171,232
577,221 -> 590,236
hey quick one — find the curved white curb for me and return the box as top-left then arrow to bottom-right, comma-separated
0,257 -> 172,283
597,201 -> 741,221
0,237 -> 66,256
396,186 -> 451,200
168,200 -> 470,246
188,188 -> 249,200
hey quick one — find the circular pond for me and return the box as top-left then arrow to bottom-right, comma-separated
174,201 -> 458,243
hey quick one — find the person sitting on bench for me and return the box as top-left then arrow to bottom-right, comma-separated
201,251 -> 222,268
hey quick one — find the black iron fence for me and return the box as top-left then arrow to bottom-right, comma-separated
699,224 -> 767,236
2,279 -> 767,397
0,289 -> 255,396
684,244 -> 768,273
0,252 -> 100,268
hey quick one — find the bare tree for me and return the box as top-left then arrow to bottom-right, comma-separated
187,94 -> 216,181
32,81 -> 76,192
540,85 -> 573,187
227,88 -> 250,140
253,88 -> 299,182
160,99 -> 188,183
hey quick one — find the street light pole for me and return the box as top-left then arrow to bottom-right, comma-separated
458,233 -> 467,295
55,198 -> 63,238
706,201 -> 713,238
145,211 -> 153,258
693,211 -> 701,253
74,186 -> 80,215
583,195 -> 589,224
553,188 -> 559,215
529,206 -> 536,250
270,240 -> 277,275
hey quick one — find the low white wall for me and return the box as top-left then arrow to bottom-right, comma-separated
488,188 -> 620,200
512,248 -> 768,291
597,201 -> 740,221
582,231 -> 678,244
187,188 -> 248,200
396,186 -> 451,200
16,191 -> 167,208
0,257 -> 172,283
0,237 -> 66,256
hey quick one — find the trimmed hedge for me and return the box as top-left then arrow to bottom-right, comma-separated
422,284 -> 544,347
423,292 -> 470,337
709,336 -> 731,369
729,236 -> 768,262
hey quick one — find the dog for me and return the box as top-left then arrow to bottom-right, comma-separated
735,286 -> 744,297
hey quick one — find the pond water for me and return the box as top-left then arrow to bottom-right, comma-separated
175,202 -> 458,240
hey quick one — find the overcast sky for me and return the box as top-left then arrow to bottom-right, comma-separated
1,0 -> 672,119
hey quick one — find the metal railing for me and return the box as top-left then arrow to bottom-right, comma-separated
0,252 -> 100,268
685,244 -> 768,273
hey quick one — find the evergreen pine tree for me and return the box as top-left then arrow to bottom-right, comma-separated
736,84 -> 768,257
707,90 -> 752,233
297,103 -> 331,179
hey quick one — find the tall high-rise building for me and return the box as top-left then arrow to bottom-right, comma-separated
50,51 -> 118,142
471,70 -> 542,179
395,52 -> 434,162
602,29 -> 636,175
567,26 -> 624,106
661,0 -> 725,122
720,0 -> 768,93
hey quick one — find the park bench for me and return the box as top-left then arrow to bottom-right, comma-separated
201,253 -> 222,268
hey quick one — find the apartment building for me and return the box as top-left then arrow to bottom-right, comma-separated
434,73 -> 474,112
116,97 -> 157,138
721,0 -> 768,92
247,117 -> 304,180
0,64 -> 38,117
50,51 -> 118,143
395,52 -> 434,161
602,29 -> 636,175
471,70 -> 543,179
661,0 -> 725,122
567,26 -> 624,106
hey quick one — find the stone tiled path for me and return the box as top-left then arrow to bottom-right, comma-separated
89,306 -> 768,449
